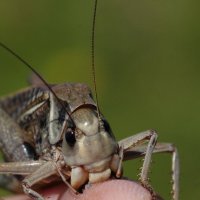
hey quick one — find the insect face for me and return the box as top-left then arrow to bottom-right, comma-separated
62,107 -> 121,189
62,107 -> 118,165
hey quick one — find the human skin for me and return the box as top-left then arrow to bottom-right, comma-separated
3,179 -> 154,200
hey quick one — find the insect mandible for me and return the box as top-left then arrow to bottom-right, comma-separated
0,0 -> 179,200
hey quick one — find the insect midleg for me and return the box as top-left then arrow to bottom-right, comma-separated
22,161 -> 59,200
0,107 -> 34,161
0,107 -> 36,192
0,161 -> 45,175
22,157 -> 77,200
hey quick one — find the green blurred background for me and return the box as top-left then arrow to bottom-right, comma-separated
0,0 -> 199,199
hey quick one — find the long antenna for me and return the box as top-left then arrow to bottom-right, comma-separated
0,42 -> 75,125
91,0 -> 101,120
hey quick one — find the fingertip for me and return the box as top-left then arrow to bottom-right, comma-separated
4,180 -> 153,200
61,180 -> 152,200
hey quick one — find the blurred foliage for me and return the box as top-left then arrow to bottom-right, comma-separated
0,0 -> 199,199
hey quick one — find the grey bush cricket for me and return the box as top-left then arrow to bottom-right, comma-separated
0,0 -> 179,199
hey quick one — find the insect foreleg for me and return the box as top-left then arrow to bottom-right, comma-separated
120,129 -> 179,200
118,130 -> 158,195
149,143 -> 179,200
123,142 -> 179,200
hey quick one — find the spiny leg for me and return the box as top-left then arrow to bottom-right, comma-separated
118,130 -> 158,194
152,143 -> 179,200
123,142 -> 179,200
139,131 -> 157,188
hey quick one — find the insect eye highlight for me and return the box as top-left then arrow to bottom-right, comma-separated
65,129 -> 76,147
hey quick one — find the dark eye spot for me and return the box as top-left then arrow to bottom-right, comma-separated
22,142 -> 37,160
65,129 -> 76,147
102,119 -> 111,133
102,119 -> 115,138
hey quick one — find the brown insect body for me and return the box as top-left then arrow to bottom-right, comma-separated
0,0 -> 179,199
0,82 -> 121,195
0,81 -> 180,200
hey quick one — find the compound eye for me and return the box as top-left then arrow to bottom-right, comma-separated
102,119 -> 111,133
65,129 -> 76,147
